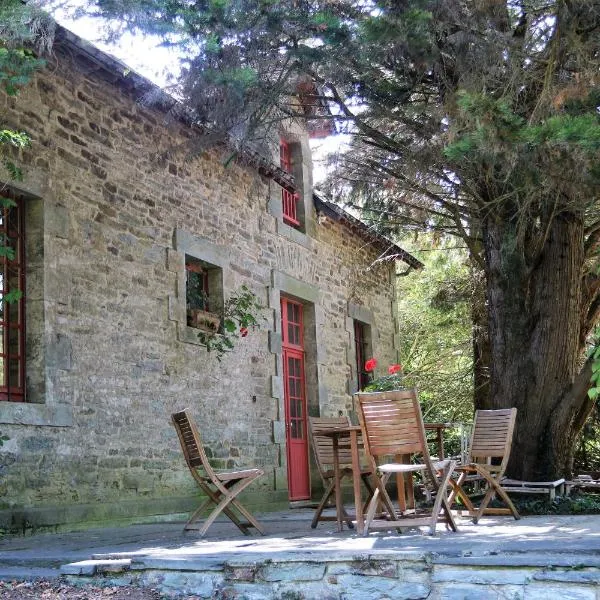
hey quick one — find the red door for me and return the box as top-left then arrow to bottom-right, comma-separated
281,297 -> 310,500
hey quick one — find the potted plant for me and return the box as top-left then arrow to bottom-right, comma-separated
361,358 -> 404,391
196,285 -> 264,361
186,272 -> 222,333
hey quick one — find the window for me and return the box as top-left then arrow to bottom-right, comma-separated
354,320 -> 372,391
0,195 -> 26,402
280,140 -> 300,228
185,255 -> 223,330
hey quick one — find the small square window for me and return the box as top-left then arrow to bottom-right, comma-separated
185,256 -> 223,331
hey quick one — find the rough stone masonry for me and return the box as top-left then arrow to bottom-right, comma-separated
0,24 -> 414,531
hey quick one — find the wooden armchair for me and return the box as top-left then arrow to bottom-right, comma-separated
308,416 -> 374,529
171,409 -> 265,536
448,408 -> 521,523
355,389 -> 457,535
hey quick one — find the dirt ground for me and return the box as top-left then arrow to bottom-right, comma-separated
0,580 -> 190,599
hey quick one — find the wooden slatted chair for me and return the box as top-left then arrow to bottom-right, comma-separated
171,409 -> 266,536
308,416 -> 374,529
355,389 -> 457,535
448,408 -> 520,523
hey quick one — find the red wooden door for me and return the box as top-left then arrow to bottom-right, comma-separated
281,297 -> 310,500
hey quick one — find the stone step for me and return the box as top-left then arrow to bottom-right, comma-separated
0,566 -> 62,580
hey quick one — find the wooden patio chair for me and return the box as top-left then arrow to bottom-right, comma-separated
448,408 -> 521,523
308,416 -> 374,529
355,389 -> 457,535
171,408 -> 266,536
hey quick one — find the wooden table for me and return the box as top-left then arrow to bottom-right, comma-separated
425,423 -> 448,460
318,425 -> 365,535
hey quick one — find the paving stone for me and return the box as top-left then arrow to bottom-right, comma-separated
523,584 -> 596,600
532,568 -> 600,583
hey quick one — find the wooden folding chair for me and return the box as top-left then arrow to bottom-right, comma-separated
171,409 -> 266,536
448,408 -> 520,523
355,389 -> 457,535
308,416 -> 374,529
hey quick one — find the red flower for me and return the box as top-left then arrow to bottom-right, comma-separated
239,327 -> 249,337
388,364 -> 402,375
364,358 -> 377,372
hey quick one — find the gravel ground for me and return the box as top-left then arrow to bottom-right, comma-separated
0,580 -> 183,599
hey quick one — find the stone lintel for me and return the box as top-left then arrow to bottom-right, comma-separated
347,302 -> 374,325
271,271 -> 320,304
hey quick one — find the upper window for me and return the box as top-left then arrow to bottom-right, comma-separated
280,140 -> 300,228
354,320 -> 372,391
0,195 -> 26,402
185,255 -> 223,332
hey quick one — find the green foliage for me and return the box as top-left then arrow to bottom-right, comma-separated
445,91 -> 600,164
0,47 -> 45,97
362,371 -> 404,393
0,0 -> 50,182
512,493 -> 600,516
395,235 -> 474,425
196,285 -> 264,362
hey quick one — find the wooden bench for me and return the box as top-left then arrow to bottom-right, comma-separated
565,475 -> 600,495
501,478 -> 566,500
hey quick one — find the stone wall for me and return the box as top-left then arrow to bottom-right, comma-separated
64,551 -> 600,600
0,30 -> 401,530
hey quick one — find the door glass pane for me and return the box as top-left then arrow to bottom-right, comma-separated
292,418 -> 303,439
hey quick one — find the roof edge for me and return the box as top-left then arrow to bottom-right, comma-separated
313,192 -> 424,270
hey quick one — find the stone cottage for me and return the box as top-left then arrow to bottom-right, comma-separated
0,24 -> 422,530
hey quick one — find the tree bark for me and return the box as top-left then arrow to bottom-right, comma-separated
482,211 -> 586,480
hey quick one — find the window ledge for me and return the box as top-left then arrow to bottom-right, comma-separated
0,402 -> 73,427
179,324 -> 217,346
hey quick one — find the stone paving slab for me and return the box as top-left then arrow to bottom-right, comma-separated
1,510 -> 600,593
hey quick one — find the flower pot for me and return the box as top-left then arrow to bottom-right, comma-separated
187,309 -> 221,333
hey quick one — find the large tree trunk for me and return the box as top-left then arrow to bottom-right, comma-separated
482,212 -> 588,480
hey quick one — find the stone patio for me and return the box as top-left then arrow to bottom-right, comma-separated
1,509 -> 600,598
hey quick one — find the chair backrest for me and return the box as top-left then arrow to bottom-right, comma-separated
468,408 -> 517,473
355,389 -> 436,476
308,416 -> 352,480
171,408 -> 217,483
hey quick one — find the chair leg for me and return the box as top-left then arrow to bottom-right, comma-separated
473,470 -> 521,523
311,480 -> 336,528
432,461 -> 457,533
229,496 -> 266,535
363,473 -> 398,535
187,477 -> 265,536
360,473 -> 376,512
448,472 -> 478,516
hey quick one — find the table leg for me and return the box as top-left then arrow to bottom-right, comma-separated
437,428 -> 444,460
350,429 -> 363,535
332,436 -> 343,532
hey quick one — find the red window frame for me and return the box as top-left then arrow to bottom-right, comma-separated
0,195 -> 26,402
280,140 -> 300,227
281,297 -> 304,350
354,320 -> 371,391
